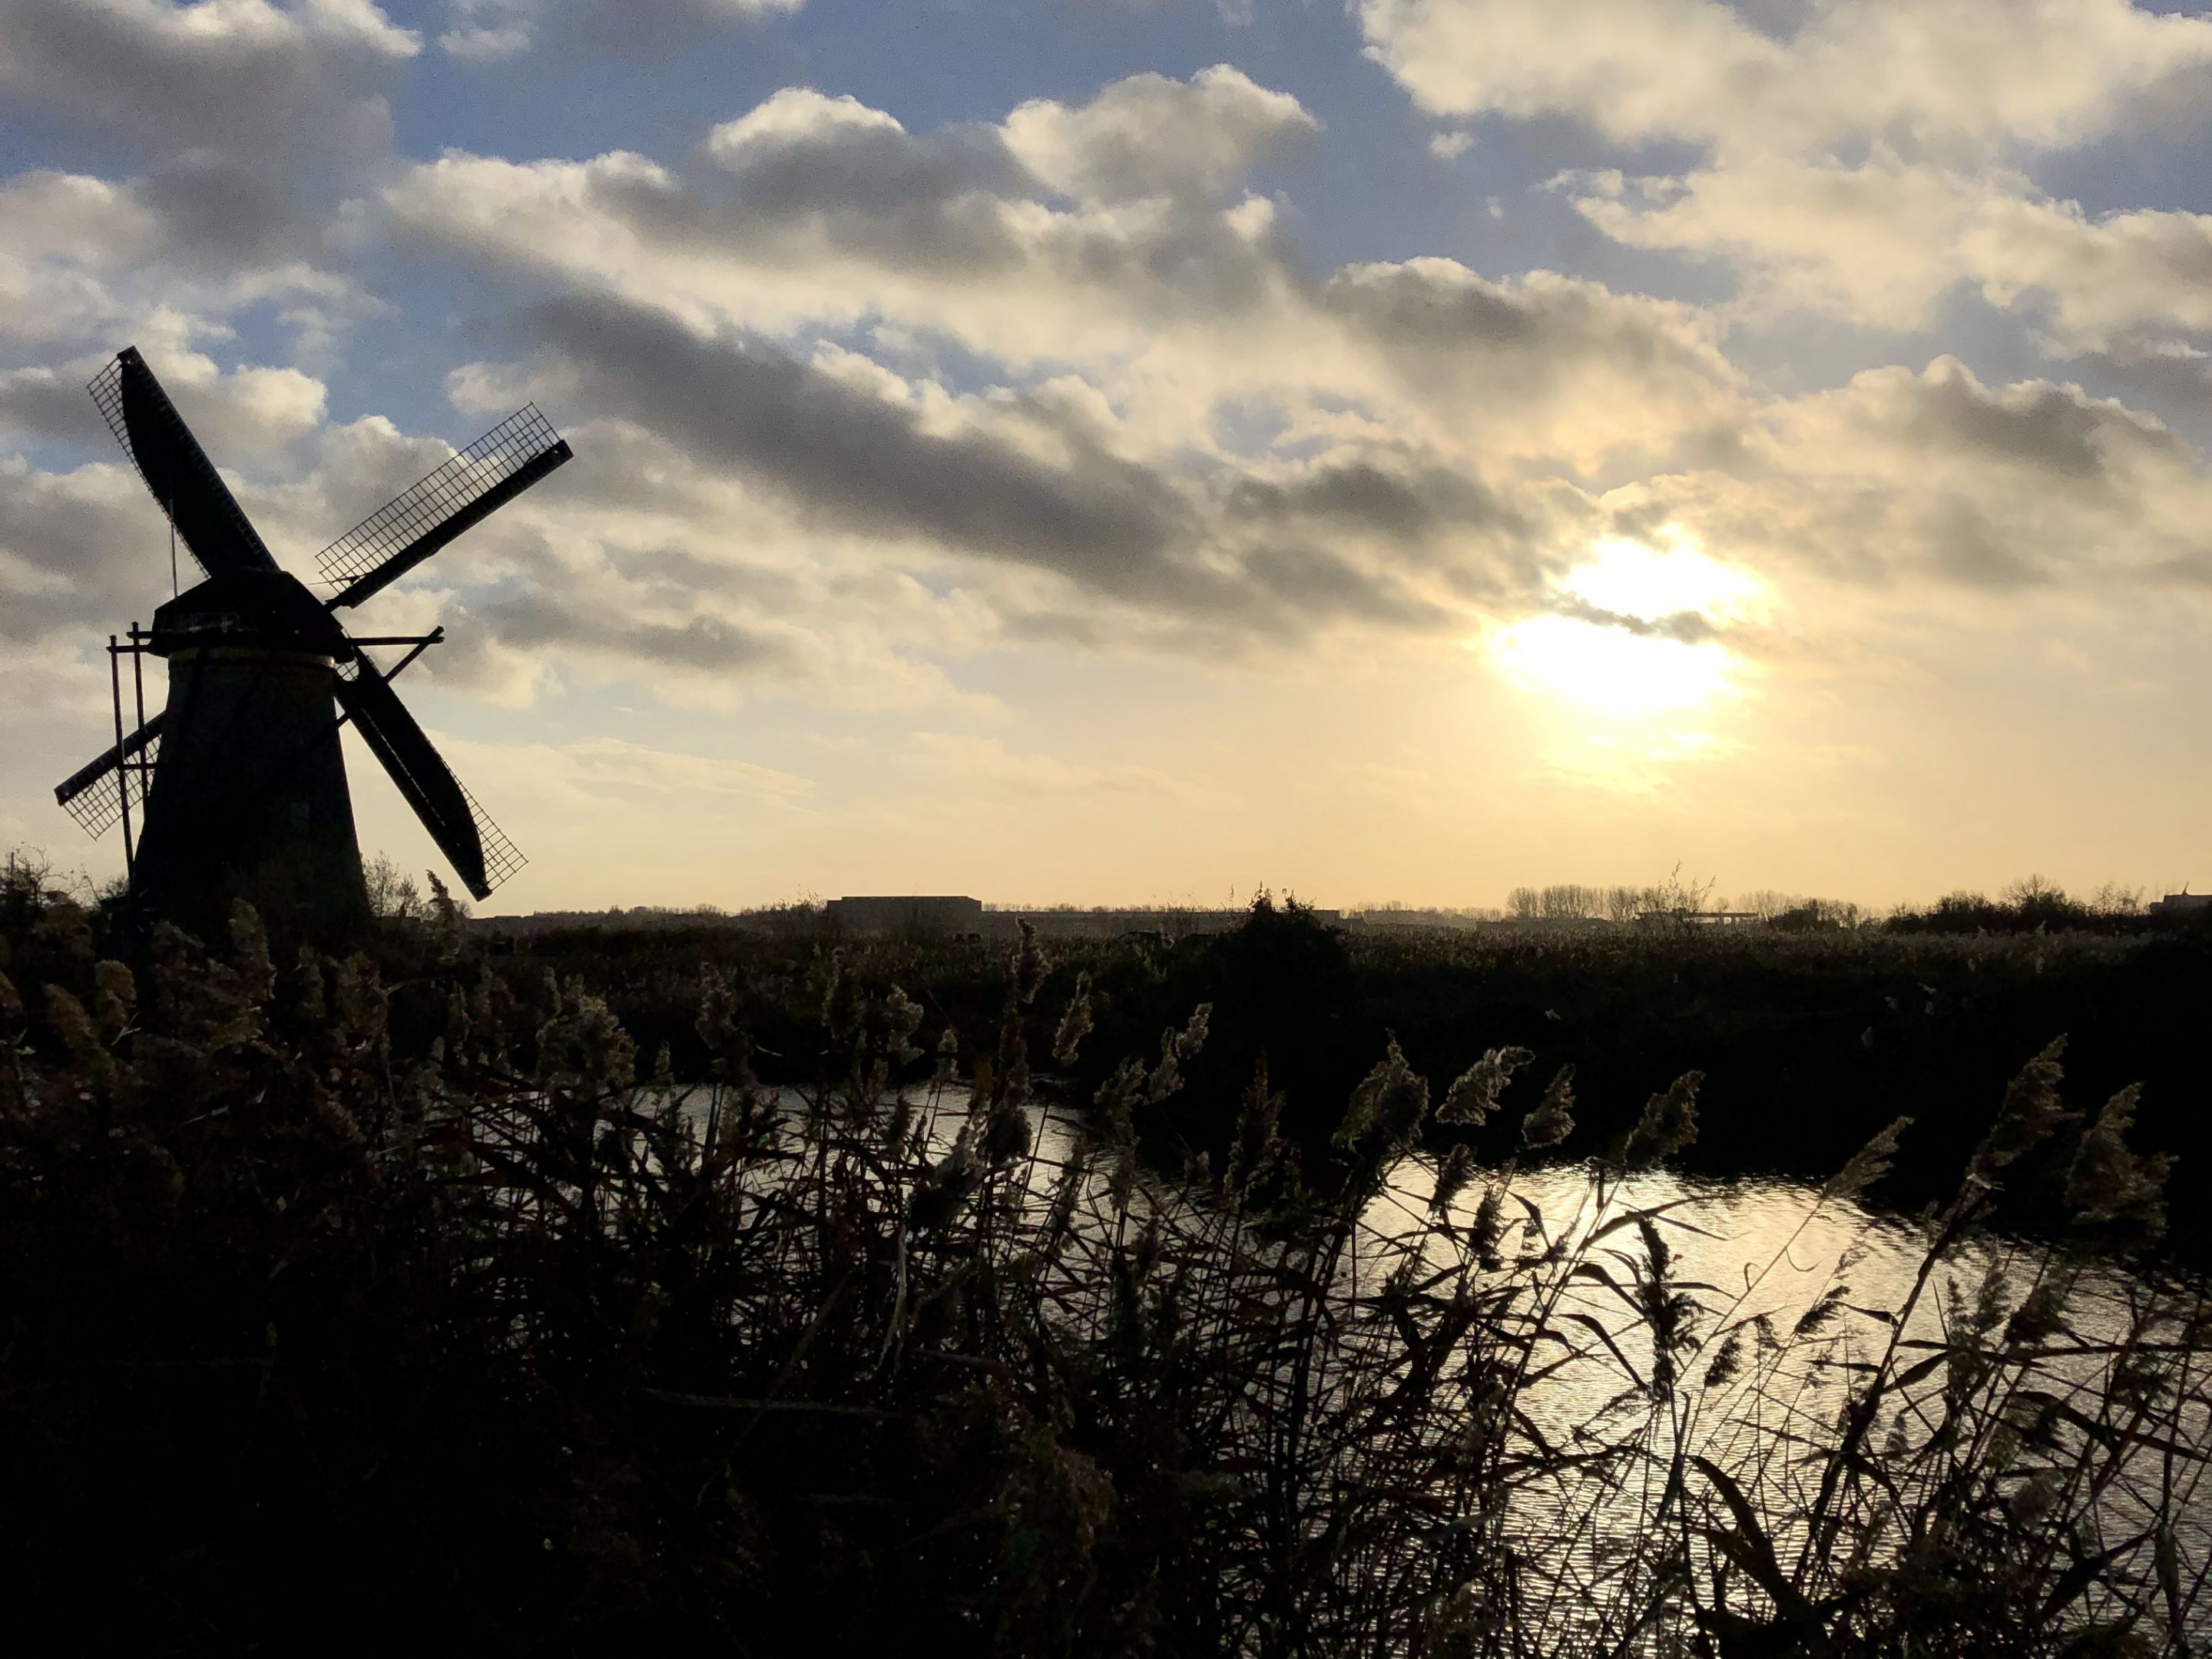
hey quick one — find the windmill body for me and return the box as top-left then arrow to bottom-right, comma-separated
55,347 -> 571,943
132,571 -> 370,942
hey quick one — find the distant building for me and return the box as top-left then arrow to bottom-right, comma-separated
826,895 -> 985,936
2149,892 -> 2212,918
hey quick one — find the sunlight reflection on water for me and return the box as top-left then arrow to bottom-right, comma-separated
657,1083 -> 2207,1581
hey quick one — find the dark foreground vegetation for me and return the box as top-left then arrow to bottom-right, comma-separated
487,896 -> 2212,1259
4,869 -> 2209,1654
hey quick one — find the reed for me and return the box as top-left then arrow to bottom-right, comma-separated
2,873 -> 2204,1654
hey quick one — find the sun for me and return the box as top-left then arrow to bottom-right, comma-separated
1488,535 -> 1764,716
1492,614 -> 1740,712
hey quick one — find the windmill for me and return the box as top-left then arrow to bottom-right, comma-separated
53,346 -> 572,942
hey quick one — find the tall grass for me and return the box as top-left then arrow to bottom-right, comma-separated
2,876 -> 2204,1654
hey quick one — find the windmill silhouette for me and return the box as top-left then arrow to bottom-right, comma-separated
55,346 -> 572,941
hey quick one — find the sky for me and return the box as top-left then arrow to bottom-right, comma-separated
4,0 -> 2212,913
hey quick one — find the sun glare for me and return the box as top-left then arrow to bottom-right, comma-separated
1565,537 -> 1763,623
1493,615 -> 1738,711
1488,535 -> 1764,717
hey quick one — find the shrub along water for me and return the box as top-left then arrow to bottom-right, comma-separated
2,872 -> 2205,1654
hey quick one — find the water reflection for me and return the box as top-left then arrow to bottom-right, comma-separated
651,1081 -> 2208,1608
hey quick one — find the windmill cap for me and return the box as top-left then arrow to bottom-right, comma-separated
148,569 -> 347,657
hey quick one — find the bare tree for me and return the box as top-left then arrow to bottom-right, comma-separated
1540,883 -> 1602,920
364,853 -> 423,922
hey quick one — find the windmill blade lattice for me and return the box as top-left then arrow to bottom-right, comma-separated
56,346 -> 562,910
54,716 -> 164,837
319,406 -> 570,610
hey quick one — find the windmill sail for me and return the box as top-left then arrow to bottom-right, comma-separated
54,714 -> 165,837
333,657 -> 525,900
89,349 -> 278,577
61,346 -> 552,914
319,406 -> 571,611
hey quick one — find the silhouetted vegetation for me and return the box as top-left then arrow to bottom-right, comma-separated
439,891 -> 2212,1259
1886,876 -> 2161,936
5,866 -> 2209,1652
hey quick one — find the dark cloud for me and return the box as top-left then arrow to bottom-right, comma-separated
1892,358 -> 2181,484
1222,459 -> 1522,544
1321,260 -> 1730,392
525,295 -> 1211,607
467,588 -> 796,676
0,367 -> 108,449
696,96 -> 1286,308
616,543 -> 810,612
0,0 -> 412,161
136,152 -> 321,271
0,464 -> 171,644
1551,594 -> 1722,641
509,293 -> 1586,651
1240,542 -> 1455,631
1921,502 -> 2045,591
2069,346 -> 2212,426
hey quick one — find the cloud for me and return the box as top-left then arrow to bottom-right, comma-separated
0,2 -> 415,376
1001,65 -> 1319,204
385,71 -> 1748,475
1369,3 -> 2212,358
366,68 -> 2212,702
1357,0 -> 2212,164
1316,259 -> 1746,462
0,457 -> 174,645
1622,356 -> 2212,597
0,166 -> 375,371
0,350 -> 326,462
0,0 -> 417,157
1553,141 -> 2212,359
1565,156 -> 1995,331
438,0 -> 801,63
1963,197 -> 2212,352
514,296 -> 1207,605
386,75 -> 1310,370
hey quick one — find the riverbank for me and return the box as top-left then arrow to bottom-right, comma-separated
461,899 -> 2212,1259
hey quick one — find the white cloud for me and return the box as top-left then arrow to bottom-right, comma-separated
1566,155 -> 1995,330
1564,156 -> 2212,350
1964,197 -> 2212,352
1358,0 -> 2212,164
1001,65 -> 1319,204
1373,2 -> 2212,356
707,86 -> 906,158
